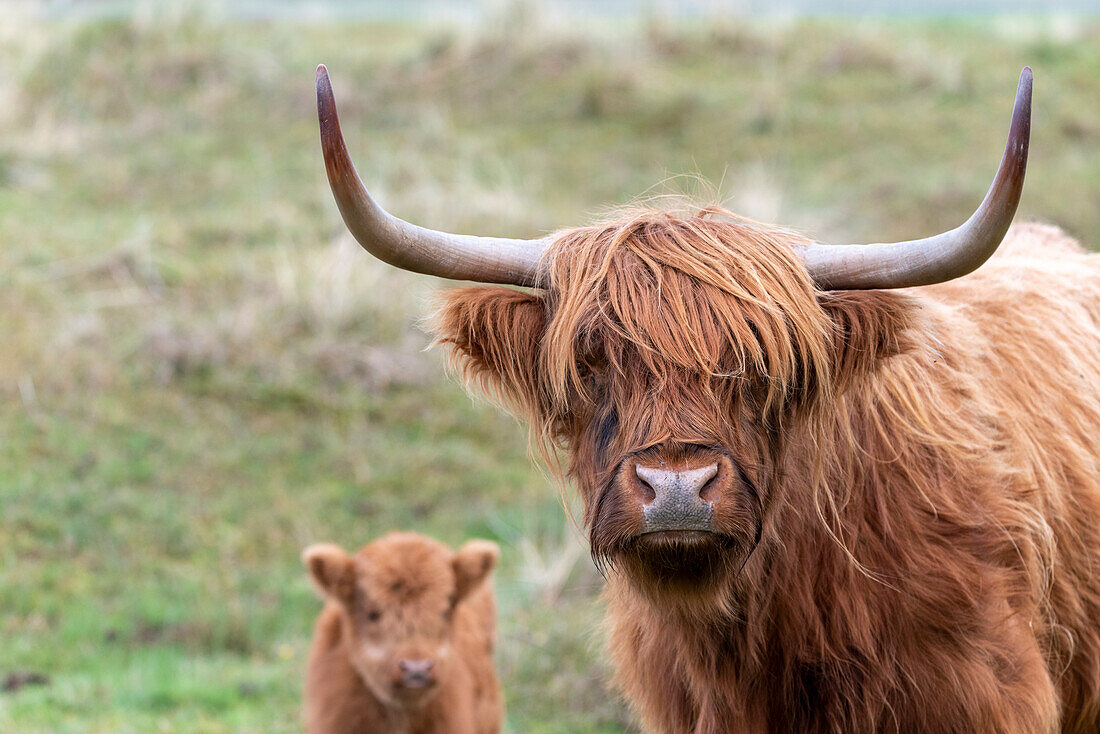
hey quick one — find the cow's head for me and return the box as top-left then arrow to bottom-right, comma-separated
303,533 -> 498,707
315,66 -> 1031,601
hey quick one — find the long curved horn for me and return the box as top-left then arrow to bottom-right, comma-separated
316,65 -> 547,286
801,67 -> 1032,290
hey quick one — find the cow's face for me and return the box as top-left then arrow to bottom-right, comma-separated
304,534 -> 498,706
434,212 -> 909,599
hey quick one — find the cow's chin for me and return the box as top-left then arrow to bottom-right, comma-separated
388,684 -> 439,710
601,530 -> 745,600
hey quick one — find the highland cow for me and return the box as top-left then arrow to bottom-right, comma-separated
316,64 -> 1100,733
302,533 -> 503,734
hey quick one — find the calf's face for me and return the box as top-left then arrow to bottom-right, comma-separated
303,533 -> 498,707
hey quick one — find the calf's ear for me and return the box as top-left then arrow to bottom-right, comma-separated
302,543 -> 355,605
431,286 -> 546,418
452,540 -> 500,604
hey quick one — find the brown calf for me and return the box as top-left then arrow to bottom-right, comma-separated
302,532 -> 503,734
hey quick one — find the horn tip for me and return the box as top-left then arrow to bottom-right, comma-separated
1018,66 -> 1033,96
316,65 -> 336,126
315,64 -> 343,170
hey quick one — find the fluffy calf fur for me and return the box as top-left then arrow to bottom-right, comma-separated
303,532 -> 502,734
433,211 -> 1100,733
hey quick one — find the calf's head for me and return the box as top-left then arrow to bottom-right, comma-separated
315,66 -> 1031,602
303,533 -> 498,706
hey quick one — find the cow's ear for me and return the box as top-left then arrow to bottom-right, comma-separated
452,540 -> 500,604
302,543 -> 355,605
817,290 -> 913,391
431,287 -> 547,416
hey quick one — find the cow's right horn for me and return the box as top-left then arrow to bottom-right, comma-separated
800,67 -> 1032,290
316,65 -> 548,286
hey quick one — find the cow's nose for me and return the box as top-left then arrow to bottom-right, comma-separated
635,463 -> 718,532
398,659 -> 436,688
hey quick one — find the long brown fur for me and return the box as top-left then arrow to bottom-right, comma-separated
432,208 -> 1100,733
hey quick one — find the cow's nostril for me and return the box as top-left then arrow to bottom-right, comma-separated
633,467 -> 658,503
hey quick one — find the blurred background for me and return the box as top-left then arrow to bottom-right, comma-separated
1,1 -> 1098,732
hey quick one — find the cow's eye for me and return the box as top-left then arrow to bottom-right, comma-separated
366,609 -> 381,623
576,360 -> 603,389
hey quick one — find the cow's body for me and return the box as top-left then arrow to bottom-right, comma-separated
603,223 -> 1100,733
431,219 -> 1100,733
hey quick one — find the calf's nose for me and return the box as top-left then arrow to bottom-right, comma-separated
635,463 -> 718,533
398,658 -> 436,688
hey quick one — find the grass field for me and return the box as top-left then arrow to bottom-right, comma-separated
1,6 -> 1099,732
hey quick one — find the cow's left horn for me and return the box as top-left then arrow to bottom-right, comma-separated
801,67 -> 1032,290
316,65 -> 547,286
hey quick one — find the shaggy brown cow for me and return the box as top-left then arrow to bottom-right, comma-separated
302,533 -> 502,734
316,65 -> 1100,733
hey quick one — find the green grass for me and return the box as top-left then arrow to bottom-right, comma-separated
1,9 -> 1098,733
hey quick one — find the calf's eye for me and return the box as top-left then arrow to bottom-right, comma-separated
366,609 -> 381,623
